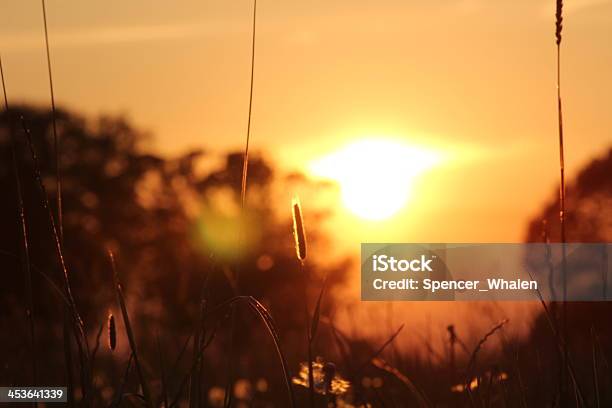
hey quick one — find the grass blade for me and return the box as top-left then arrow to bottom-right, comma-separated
310,276 -> 327,341
591,327 -> 600,408
174,296 -> 296,408
157,332 -> 169,408
40,0 -> 63,242
357,324 -> 405,374
110,353 -> 134,408
465,319 -> 509,387
372,357 -> 431,408
240,0 -> 258,208
20,116 -> 92,400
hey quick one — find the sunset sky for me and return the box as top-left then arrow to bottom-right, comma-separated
1,0 -> 611,243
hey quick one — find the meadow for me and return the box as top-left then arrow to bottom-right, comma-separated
1,0 -> 611,407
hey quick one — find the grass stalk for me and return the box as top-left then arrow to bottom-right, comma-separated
171,296 -> 295,408
601,245 -> 608,300
465,319 -> 509,393
89,319 -> 105,372
189,296 -> 207,408
554,0 -> 569,404
157,332 -> 169,408
292,197 -> 314,405
305,286 -> 315,408
225,2 -> 258,402
372,357 -> 430,408
20,117 -> 90,388
63,312 -> 75,407
1,55 -> 38,394
111,353 -> 134,408
40,0 -> 63,243
108,251 -> 153,408
189,326 -> 200,408
542,221 -> 558,302
240,0 -> 258,208
591,327 -> 600,408
358,324 -> 404,374
526,268 -> 585,405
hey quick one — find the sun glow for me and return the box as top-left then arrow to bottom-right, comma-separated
309,139 -> 441,220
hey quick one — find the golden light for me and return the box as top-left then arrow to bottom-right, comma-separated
309,139 -> 441,220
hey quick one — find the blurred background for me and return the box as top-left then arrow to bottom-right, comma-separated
0,1 -> 611,407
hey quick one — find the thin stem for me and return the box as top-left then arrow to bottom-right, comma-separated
63,312 -> 75,407
157,332 -> 169,408
226,2 -> 258,403
240,0 -> 257,208
557,40 -> 569,408
20,117 -> 87,343
41,0 -> 62,243
301,264 -> 315,408
108,251 -> 153,408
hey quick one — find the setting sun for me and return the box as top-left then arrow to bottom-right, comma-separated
309,139 -> 441,220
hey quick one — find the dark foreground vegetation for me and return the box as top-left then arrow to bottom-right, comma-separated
1,106 -> 611,407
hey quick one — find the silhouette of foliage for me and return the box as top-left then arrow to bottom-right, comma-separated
0,106 -> 347,396
526,147 -> 612,243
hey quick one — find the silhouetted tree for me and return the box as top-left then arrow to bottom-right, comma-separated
526,147 -> 612,243
521,146 -> 612,406
0,106 -> 348,399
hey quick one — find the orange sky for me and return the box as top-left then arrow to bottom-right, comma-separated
1,0 -> 611,243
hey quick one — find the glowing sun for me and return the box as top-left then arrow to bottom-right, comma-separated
309,139 -> 441,220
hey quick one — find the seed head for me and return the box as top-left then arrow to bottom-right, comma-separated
108,312 -> 116,351
555,0 -> 563,45
292,196 -> 307,262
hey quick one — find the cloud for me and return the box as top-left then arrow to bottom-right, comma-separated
0,20 -> 241,52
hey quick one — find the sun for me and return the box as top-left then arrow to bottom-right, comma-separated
309,139 -> 441,220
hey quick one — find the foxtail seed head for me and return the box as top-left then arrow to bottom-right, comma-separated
555,0 -> 563,45
108,312 -> 116,351
292,196 -> 307,262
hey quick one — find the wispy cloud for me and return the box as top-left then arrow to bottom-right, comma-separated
0,21 -> 241,52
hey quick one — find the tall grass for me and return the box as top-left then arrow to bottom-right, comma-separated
169,296 -> 295,408
554,0 -> 570,404
292,197 -> 315,406
108,250 -> 153,407
39,3 -> 80,404
20,108 -> 92,404
157,332 -> 169,408
240,0 -> 258,209
1,55 -> 38,396
371,358 -> 430,408
40,0 -> 62,242
226,2 -> 259,403
526,267 -> 585,405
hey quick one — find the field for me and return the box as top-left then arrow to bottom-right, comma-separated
0,1 -> 611,407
